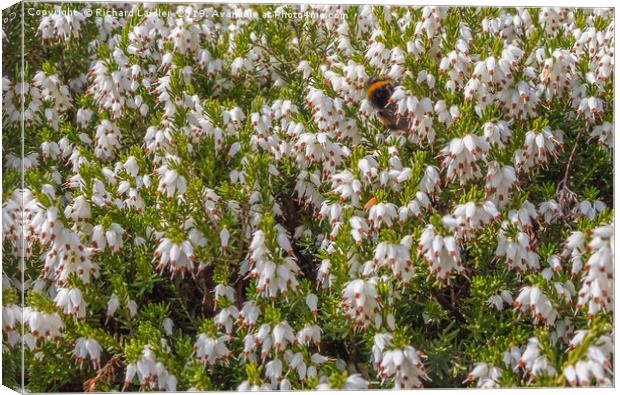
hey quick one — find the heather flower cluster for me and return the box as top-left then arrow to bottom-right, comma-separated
1,3 -> 613,391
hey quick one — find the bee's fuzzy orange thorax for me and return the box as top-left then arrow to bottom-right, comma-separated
365,79 -> 391,100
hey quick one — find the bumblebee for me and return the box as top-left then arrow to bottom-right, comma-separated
365,77 -> 408,131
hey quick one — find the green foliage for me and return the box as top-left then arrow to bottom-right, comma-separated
1,3 -> 614,392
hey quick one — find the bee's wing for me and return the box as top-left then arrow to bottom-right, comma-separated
377,107 -> 409,131
378,107 -> 395,118
395,115 -> 409,131
376,108 -> 395,127
385,101 -> 411,131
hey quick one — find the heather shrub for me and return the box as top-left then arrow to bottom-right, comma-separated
1,3 -> 614,391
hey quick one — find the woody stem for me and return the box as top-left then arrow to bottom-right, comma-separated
561,129 -> 584,189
